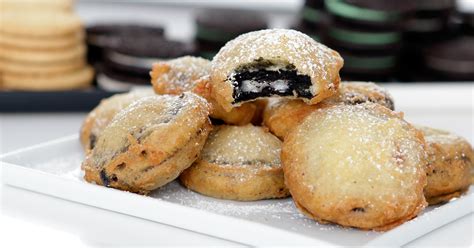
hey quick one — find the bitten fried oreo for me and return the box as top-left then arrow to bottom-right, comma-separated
210,29 -> 344,112
282,103 -> 428,230
150,56 -> 257,125
419,126 -> 473,205
80,90 -> 154,152
263,82 -> 394,139
180,125 -> 289,201
82,93 -> 212,194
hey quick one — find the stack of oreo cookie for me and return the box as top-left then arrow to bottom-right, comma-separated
293,0 -> 328,42
458,0 -> 474,35
86,24 -> 165,65
86,24 -> 195,91
0,0 -> 94,91
323,0 -> 413,81
194,8 -> 268,59
397,0 -> 458,81
423,37 -> 474,80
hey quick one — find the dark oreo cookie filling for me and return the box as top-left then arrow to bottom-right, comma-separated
231,62 -> 313,103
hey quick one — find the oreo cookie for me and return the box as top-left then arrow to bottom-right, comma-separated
305,0 -> 325,9
458,0 -> 474,35
325,24 -> 402,52
97,63 -> 150,92
86,23 -> 165,65
339,50 -> 398,81
325,0 -> 414,30
293,0 -> 329,42
300,0 -> 329,29
195,8 -> 268,59
424,37 -> 474,80
98,36 -> 195,91
397,0 -> 458,81
403,0 -> 456,42
292,21 -> 324,42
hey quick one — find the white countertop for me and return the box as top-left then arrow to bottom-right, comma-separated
1,84 -> 473,247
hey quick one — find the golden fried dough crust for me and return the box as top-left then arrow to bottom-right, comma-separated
82,93 -> 211,194
263,82 -> 394,139
180,125 -> 289,201
210,29 -> 343,111
150,56 -> 257,125
282,103 -> 428,230
418,126 -> 473,205
80,90 -> 154,152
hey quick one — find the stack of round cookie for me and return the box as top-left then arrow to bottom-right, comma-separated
0,1 -> 93,91
293,0 -> 328,42
194,8 -> 268,59
397,0 -> 457,81
459,0 -> 474,36
96,35 -> 194,91
423,37 -> 474,80
323,0 -> 413,81
85,23 -> 165,66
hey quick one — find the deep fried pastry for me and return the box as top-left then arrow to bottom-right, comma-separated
263,82 -> 394,139
82,93 -> 211,194
80,90 -> 153,152
282,103 -> 427,230
180,125 -> 289,201
210,29 -> 343,112
419,126 -> 473,205
150,56 -> 257,125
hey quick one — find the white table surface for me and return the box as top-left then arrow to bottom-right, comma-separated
1,84 -> 473,247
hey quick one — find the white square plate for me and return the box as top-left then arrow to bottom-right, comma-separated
1,134 -> 472,247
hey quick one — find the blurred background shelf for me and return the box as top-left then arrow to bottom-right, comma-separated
1,0 -> 472,112
0,90 -> 117,112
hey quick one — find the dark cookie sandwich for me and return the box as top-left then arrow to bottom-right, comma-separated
325,0 -> 414,30
86,23 -> 165,65
423,37 -> 474,80
97,36 -> 195,91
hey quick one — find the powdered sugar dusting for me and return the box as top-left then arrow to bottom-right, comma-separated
150,181 -> 378,242
86,93 -> 210,169
151,56 -> 210,94
211,29 -> 343,95
418,125 -> 470,146
285,103 -> 428,227
202,125 -> 281,167
85,90 -> 154,144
